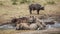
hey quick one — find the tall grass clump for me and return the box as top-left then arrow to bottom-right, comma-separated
47,0 -> 56,5
20,0 -> 31,4
0,1 -> 3,6
11,0 -> 17,5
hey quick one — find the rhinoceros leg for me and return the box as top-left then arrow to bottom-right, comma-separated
37,10 -> 40,14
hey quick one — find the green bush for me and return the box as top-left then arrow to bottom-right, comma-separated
0,1 -> 3,6
0,3 -> 3,5
11,0 -> 35,5
20,0 -> 31,4
11,0 -> 17,5
12,2 -> 17,5
47,1 -> 55,5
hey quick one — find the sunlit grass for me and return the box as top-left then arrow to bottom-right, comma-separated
0,0 -> 60,25
0,30 -> 35,34
0,29 -> 60,34
0,0 -> 60,34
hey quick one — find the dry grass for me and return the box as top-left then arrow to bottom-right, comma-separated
0,0 -> 60,34
0,0 -> 60,25
0,28 -> 60,34
0,30 -> 35,34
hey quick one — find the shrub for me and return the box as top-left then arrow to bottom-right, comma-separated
12,2 -> 17,5
47,1 -> 55,5
11,0 -> 17,5
0,1 -> 3,6
0,3 -> 3,5
20,0 -> 31,4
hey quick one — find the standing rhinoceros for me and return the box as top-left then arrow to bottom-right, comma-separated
29,4 -> 44,14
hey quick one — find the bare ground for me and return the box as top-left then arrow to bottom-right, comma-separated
15,28 -> 60,34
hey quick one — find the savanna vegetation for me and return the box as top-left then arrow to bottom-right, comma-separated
0,0 -> 60,34
0,0 -> 60,23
